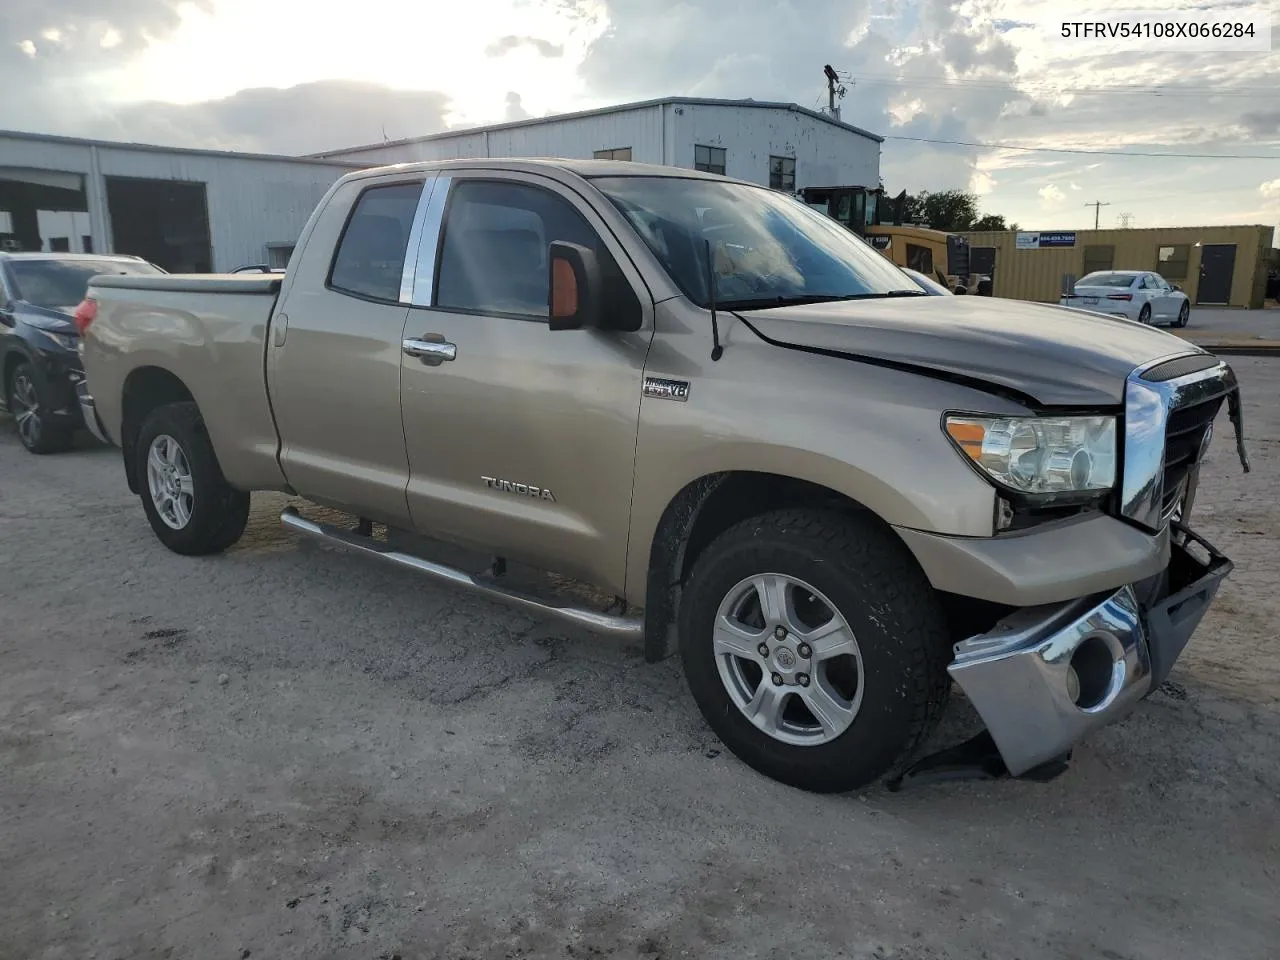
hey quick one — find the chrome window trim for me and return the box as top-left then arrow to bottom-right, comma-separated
409,175 -> 452,306
1121,353 -> 1236,531
398,173 -> 440,304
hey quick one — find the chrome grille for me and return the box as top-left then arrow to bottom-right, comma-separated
1121,356 -> 1236,532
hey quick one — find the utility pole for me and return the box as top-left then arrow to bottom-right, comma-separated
1084,200 -> 1111,229
822,64 -> 845,121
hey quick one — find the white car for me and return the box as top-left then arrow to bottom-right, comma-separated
901,267 -> 953,296
1059,270 -> 1190,327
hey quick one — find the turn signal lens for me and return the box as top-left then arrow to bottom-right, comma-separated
73,298 -> 98,335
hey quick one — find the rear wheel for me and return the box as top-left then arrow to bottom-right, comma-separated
678,509 -> 951,793
136,401 -> 249,555
7,361 -> 74,454
1138,304 -> 1152,324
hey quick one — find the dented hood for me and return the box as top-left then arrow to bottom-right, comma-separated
738,295 -> 1203,407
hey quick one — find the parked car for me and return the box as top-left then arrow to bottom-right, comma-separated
1,252 -> 165,453
1059,270 -> 1190,327
902,267 -> 953,296
80,158 -> 1249,794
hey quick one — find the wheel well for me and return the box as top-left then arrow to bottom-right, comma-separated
642,471 -> 875,663
120,367 -> 195,494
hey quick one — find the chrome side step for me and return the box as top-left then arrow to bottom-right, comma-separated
280,507 -> 644,640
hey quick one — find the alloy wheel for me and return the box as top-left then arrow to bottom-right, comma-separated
10,373 -> 42,449
146,434 -> 195,530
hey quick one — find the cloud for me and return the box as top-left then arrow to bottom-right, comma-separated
1261,179 -> 1280,209
85,80 -> 452,155
504,91 -> 531,121
485,34 -> 564,57
1241,109 -> 1280,137
1038,183 -> 1066,207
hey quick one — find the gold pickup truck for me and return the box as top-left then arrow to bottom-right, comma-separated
78,158 -> 1250,793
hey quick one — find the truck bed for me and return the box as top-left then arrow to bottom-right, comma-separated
84,272 -> 288,493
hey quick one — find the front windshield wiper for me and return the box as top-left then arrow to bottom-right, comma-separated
720,290 -> 928,311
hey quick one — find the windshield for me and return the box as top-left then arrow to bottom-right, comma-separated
8,258 -> 163,311
590,176 -> 923,309
1077,272 -> 1136,288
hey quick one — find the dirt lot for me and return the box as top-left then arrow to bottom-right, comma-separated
2,358 -> 1277,960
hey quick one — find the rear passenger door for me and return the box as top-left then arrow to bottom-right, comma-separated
397,172 -> 655,595
267,174 -> 429,526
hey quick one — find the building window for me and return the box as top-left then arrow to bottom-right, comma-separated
1157,244 -> 1190,280
593,147 -> 632,161
266,242 -> 295,269
694,145 -> 726,176
1082,245 -> 1115,276
48,237 -> 70,252
769,156 -> 796,192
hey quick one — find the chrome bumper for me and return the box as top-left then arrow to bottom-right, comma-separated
948,528 -> 1232,777
76,380 -> 109,444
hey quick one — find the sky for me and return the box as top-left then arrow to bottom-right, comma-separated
2,0 -> 1278,235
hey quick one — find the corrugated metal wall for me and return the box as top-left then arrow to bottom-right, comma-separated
960,225 -> 1275,308
322,102 -> 881,190
0,133 -> 355,271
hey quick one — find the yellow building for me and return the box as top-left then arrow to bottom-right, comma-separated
958,225 -> 1277,309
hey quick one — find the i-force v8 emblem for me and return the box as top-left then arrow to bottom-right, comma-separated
482,476 -> 556,502
643,376 -> 691,402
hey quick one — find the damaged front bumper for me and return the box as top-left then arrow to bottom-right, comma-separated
947,524 -> 1232,777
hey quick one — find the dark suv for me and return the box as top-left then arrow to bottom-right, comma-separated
1,252 -> 165,453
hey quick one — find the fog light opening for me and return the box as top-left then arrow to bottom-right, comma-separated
1070,633 -> 1122,711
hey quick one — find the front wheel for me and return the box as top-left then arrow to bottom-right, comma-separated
1138,304 -> 1152,325
7,361 -> 74,454
135,401 -> 249,555
1175,302 -> 1190,328
678,509 -> 951,793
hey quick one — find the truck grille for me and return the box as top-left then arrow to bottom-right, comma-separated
1160,394 -> 1223,520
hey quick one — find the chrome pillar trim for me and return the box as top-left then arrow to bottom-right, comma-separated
281,507 -> 644,640
410,174 -> 452,306
398,173 -> 440,304
948,586 -> 1151,777
1120,356 -> 1235,532
76,380 -> 109,444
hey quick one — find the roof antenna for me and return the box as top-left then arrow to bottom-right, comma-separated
704,238 -> 724,361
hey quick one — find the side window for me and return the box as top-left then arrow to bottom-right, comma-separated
905,243 -> 933,274
435,179 -> 629,320
328,181 -> 424,303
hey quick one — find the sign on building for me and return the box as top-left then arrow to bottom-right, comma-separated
1016,231 -> 1077,249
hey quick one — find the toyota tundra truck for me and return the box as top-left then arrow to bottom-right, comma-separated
77,158 -> 1250,793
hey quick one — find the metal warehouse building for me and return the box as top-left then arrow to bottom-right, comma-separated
0,97 -> 882,273
0,131 -> 360,272
311,97 -> 883,194
959,225 -> 1278,309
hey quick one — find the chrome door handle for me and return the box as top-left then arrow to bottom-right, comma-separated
402,336 -> 456,365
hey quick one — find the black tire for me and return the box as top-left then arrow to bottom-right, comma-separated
7,361 -> 75,454
135,401 -> 249,555
678,508 -> 951,793
1175,302 -> 1190,328
1138,304 -> 1152,324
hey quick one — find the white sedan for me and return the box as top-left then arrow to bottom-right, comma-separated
1059,270 -> 1190,327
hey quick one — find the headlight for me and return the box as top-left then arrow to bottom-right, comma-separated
38,330 -> 78,351
944,414 -> 1116,495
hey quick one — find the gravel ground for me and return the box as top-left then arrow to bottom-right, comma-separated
1,358 -> 1277,960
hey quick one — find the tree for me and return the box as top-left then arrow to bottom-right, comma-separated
886,189 -> 1016,232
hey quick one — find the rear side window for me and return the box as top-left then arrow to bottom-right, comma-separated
905,243 -> 933,274
435,180 -> 608,318
328,181 -> 423,303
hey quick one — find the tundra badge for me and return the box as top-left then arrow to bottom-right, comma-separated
482,477 -> 556,502
643,376 -> 690,402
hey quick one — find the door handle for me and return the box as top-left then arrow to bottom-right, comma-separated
402,334 -> 456,365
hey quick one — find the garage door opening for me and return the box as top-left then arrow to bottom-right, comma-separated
0,168 -> 90,253
105,176 -> 213,273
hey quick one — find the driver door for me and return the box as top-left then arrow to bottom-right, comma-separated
396,172 -> 655,595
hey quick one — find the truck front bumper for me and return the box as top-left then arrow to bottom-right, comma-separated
947,526 -> 1231,777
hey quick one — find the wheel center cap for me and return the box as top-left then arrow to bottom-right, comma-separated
774,647 -> 797,669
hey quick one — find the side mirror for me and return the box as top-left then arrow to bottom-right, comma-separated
0,300 -> 15,326
548,240 -> 602,331
1171,283 -> 1182,292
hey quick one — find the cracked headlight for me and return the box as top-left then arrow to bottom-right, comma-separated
944,414 -> 1117,496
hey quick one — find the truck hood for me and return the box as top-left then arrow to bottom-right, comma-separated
737,295 -> 1202,406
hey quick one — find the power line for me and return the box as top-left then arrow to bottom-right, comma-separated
846,73 -> 1279,99
883,135 -> 1280,160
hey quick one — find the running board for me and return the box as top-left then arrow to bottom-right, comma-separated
280,507 -> 644,640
